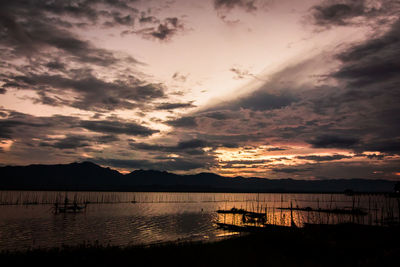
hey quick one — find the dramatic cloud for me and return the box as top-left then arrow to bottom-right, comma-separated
155,102 -> 195,110
80,120 -> 158,136
0,0 -> 183,112
230,91 -> 297,111
130,139 -> 209,155
0,1 -> 137,64
39,135 -> 91,150
310,0 -> 399,27
1,0 -> 399,179
4,72 -> 165,111
308,135 -> 359,149
166,116 -> 198,128
296,154 -> 352,162
127,17 -> 185,41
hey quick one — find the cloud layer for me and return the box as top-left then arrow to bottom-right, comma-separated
0,0 -> 399,180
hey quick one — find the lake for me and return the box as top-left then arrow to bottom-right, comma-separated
0,191 -> 398,251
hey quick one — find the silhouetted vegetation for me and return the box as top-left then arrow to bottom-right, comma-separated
277,206 -> 367,215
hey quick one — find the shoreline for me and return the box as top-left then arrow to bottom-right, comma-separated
1,223 -> 399,267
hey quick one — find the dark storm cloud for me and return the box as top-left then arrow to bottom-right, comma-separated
0,1 -> 139,23
310,0 -> 399,27
130,138 -> 242,158
96,134 -> 120,143
166,116 -> 198,128
0,0 -> 188,112
176,139 -> 208,149
80,120 -> 158,136
0,0 -> 176,112
311,1 -> 366,26
45,61 -> 66,71
5,72 -> 165,111
130,139 -> 208,154
265,147 -> 286,152
360,139 -> 400,155
202,111 -> 234,120
236,91 -> 297,111
204,91 -> 297,112
322,19 -> 400,154
39,134 -> 120,149
0,118 -> 49,139
155,102 -> 195,110
0,9 -> 132,66
39,135 -> 91,149
334,20 -> 400,86
308,135 -> 359,149
0,109 -> 166,166
296,154 -> 352,162
220,159 -> 271,165
0,109 -> 157,143
0,0 -> 186,60
0,110 -> 70,139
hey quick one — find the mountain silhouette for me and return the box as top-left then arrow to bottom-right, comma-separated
0,161 -> 395,192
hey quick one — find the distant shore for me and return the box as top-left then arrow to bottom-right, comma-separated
1,162 -> 396,193
0,188 -> 396,194
1,223 -> 399,267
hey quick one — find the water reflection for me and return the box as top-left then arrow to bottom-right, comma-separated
0,191 -> 398,251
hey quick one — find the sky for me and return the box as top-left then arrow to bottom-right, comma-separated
0,0 -> 400,180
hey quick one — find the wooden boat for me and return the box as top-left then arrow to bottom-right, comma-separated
53,199 -> 87,214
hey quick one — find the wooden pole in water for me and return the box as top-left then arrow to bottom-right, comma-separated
290,201 -> 294,227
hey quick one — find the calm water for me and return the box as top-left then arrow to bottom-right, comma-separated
0,191 -> 398,251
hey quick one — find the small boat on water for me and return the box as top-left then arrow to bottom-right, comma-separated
216,203 -> 298,231
53,197 -> 87,214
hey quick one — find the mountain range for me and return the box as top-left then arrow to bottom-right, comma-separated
0,161 -> 396,193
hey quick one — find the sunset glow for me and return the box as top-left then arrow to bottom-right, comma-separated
1,0 -> 399,180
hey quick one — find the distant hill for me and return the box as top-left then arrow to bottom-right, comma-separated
0,162 -> 396,193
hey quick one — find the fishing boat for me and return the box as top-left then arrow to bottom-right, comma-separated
53,197 -> 87,214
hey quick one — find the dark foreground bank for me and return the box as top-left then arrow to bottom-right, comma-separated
1,224 -> 399,267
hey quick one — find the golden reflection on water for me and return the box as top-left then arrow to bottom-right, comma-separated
0,191 -> 398,251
